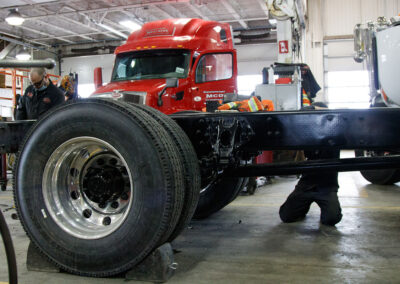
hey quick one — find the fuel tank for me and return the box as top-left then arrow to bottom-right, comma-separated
376,25 -> 400,106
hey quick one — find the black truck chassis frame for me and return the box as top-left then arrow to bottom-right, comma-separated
2,107 -> 400,177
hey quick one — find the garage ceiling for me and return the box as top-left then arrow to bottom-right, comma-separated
0,0 -> 275,50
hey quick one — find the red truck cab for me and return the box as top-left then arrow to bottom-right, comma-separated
92,18 -> 238,114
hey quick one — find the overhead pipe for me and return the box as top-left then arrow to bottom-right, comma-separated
0,59 -> 56,69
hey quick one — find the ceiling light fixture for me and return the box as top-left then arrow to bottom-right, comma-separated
5,8 -> 25,26
16,47 -> 31,61
98,23 -> 128,39
269,19 -> 278,25
119,20 -> 142,32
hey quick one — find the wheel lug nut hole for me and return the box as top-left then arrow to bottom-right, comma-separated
103,217 -> 111,226
121,193 -> 129,200
83,209 -> 92,218
111,201 -> 119,208
109,158 -> 117,165
70,191 -> 79,200
97,158 -> 105,165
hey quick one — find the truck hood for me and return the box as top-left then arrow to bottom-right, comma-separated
91,79 -> 167,95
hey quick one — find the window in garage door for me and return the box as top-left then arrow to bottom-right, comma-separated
326,70 -> 370,109
324,40 -> 370,109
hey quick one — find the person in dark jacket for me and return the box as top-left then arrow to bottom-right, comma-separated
16,68 -> 65,120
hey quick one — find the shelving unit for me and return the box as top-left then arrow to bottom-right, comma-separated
0,69 -> 60,119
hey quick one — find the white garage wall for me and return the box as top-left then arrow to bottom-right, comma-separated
61,54 -> 115,97
236,43 -> 277,95
236,43 -> 277,75
61,54 -> 115,84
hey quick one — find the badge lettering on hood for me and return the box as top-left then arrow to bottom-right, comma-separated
145,27 -> 176,37
112,91 -> 123,99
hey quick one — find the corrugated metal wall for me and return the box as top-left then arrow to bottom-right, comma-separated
323,0 -> 400,37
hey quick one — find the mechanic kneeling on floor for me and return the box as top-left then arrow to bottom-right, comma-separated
279,102 -> 342,226
16,67 -> 65,120
279,149 -> 342,226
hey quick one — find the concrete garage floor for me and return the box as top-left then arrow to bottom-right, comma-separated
1,154 -> 400,283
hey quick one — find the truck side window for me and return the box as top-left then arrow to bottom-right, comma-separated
196,53 -> 233,83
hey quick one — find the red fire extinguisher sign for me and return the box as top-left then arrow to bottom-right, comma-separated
279,40 -> 289,54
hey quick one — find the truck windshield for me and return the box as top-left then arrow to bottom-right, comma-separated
112,49 -> 190,81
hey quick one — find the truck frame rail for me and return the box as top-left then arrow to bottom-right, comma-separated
5,107 -> 400,176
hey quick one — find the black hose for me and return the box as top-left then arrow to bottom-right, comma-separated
0,210 -> 18,284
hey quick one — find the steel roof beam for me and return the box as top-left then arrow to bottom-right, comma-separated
33,30 -> 127,41
151,5 -> 174,19
255,0 -> 270,17
5,0 -> 191,20
0,43 -> 17,60
186,3 -> 210,20
0,34 -> 56,54
120,10 -> 144,24
27,19 -> 93,41
0,23 -> 74,44
33,6 -> 101,41
61,6 -> 120,40
220,0 -> 248,29
220,16 -> 269,23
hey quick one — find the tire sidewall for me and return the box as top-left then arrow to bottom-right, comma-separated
355,149 -> 400,185
15,102 -> 170,274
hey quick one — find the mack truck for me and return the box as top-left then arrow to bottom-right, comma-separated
92,18 -> 247,220
92,18 -> 237,113
1,17 -> 400,278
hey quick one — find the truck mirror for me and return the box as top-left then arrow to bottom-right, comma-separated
157,78 -> 179,106
165,78 -> 178,88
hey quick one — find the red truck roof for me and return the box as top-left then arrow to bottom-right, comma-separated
115,18 -> 234,54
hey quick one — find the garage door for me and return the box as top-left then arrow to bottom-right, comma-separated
323,40 -> 370,109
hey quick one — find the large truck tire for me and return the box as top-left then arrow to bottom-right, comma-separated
193,177 -> 245,219
121,103 -> 201,242
14,99 -> 185,277
355,150 -> 400,185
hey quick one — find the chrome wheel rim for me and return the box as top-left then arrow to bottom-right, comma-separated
42,137 -> 133,239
